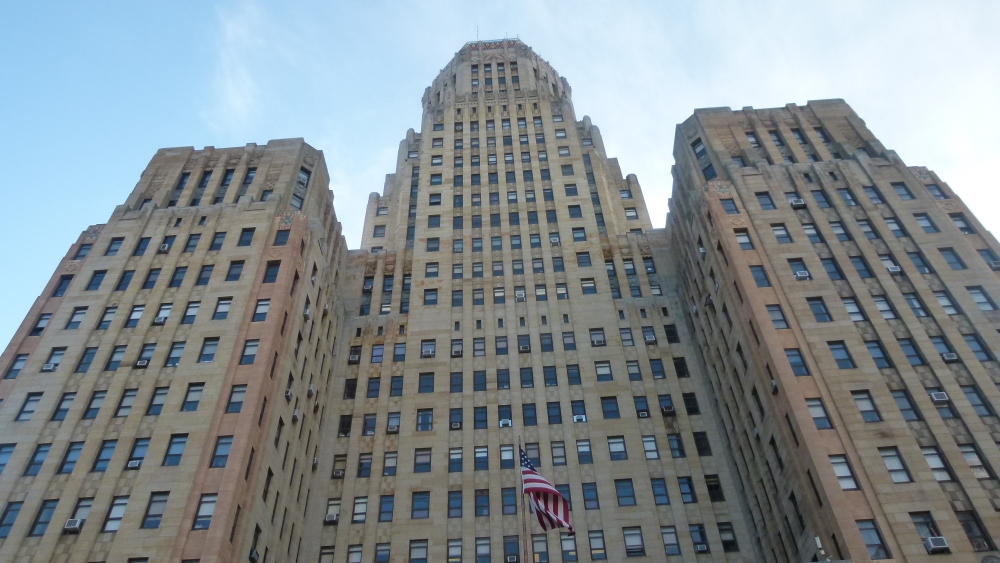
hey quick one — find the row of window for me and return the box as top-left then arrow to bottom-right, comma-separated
326,521 -> 731,563
344,359 -> 688,400
162,167 -> 309,209
7,328 -> 268,379
416,278 -> 647,305
856,513 -> 993,558
719,181 -> 950,218
0,491 -> 218,539
72,227 -> 283,264
331,474 -> 721,518
749,212 -> 977,250
337,391 -> 699,436
9,380 -> 244,423
397,255 -> 655,280
427,145 -> 575,164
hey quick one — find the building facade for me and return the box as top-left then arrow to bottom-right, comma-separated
0,39 -> 997,563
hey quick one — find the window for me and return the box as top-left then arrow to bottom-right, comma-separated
735,229 -> 753,249
263,261 -> 280,283
411,491 -> 430,519
608,436 -> 627,460
871,447 -> 912,485
210,436 -> 232,468
837,188 -> 857,206
968,286 -> 997,311
225,385 -> 246,413
806,398 -> 832,429
866,340 -> 893,368
16,393 -> 42,421
858,220 -> 880,240
198,338 -> 218,362
183,383 -> 204,411
4,353 -> 28,379
84,390 -> 106,419
115,389 -> 137,417
940,247 -> 966,270
146,387 -> 168,415
830,455 -> 858,489
829,342 -> 856,369
956,511 -> 994,551
959,443 -> 993,479
28,499 -> 58,537
964,333 -> 992,361
142,492 -> 169,529
667,434 -> 684,458
623,527 -> 645,557
897,338 -> 924,366
962,386 -> 993,416
124,305 -> 144,328
103,496 -> 129,532
853,391 -> 881,421
163,434 -> 187,466
785,348 -> 810,375
23,444 -> 49,476
750,265 -> 770,287
416,410 -> 433,431
767,304 -> 788,328
192,494 -> 216,530
772,224 -> 792,243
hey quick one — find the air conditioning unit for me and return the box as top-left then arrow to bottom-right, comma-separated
770,380 -> 779,395
789,198 -> 806,209
323,304 -> 330,313
940,353 -> 959,363
134,360 -> 149,368
637,410 -> 650,418
284,389 -> 293,401
550,241 -> 560,246
387,425 -> 399,434
694,543 -> 709,553
592,339 -> 606,346
451,350 -> 463,357
698,247 -> 706,255
249,549 -> 260,563
348,355 -> 360,364
451,422 -> 462,430
303,309 -> 311,320
506,556 -> 519,563
625,547 -> 644,556
324,514 -> 340,525
923,536 -> 949,554
886,265 -> 902,274
515,295 -> 526,302
929,391 -> 950,405
794,271 -> 811,281
752,427 -> 760,439
990,261 -> 1000,271
152,316 -> 167,325
644,335 -> 657,344
500,418 -> 513,428
338,431 -> 350,437
63,519 -> 83,534
518,345 -> 530,352
40,363 -> 56,372
312,458 -> 318,470
332,469 -> 345,478
292,409 -> 300,422
157,244 -> 170,253
124,458 -> 143,469
313,401 -> 320,413
572,414 -> 587,423
307,385 -> 316,397
421,350 -> 434,358
661,405 -> 676,417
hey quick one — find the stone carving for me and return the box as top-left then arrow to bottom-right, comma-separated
938,201 -> 957,212
82,225 -> 104,242
837,122 -> 864,146
730,216 -> 747,226
263,165 -> 283,190
278,210 -> 298,226
707,180 -> 732,195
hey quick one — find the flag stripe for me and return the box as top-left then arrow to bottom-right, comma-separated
520,446 -> 574,535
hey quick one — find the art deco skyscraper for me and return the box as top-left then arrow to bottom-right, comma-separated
670,101 -> 1000,562
309,39 -> 750,563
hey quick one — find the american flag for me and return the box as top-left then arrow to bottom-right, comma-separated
520,446 -> 574,535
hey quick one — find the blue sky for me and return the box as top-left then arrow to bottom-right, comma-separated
2,0 -> 999,346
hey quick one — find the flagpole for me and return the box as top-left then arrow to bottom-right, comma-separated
519,436 -> 530,562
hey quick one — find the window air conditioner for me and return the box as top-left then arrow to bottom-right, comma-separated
637,410 -> 650,418
307,384 -> 316,397
518,345 -> 530,352
332,469 -> 345,478
661,406 -> 676,417
694,543 -> 709,553
312,458 -> 318,470
313,400 -> 320,413
387,425 -> 399,434
249,549 -> 260,563
63,519 -> 83,534
592,339 -> 606,346
572,415 -> 587,423
421,350 -> 434,358
550,241 -> 560,246
923,536 -> 948,554
134,360 -> 149,368
41,363 -> 56,372
292,409 -> 300,422
284,389 -> 293,401
794,271 -> 811,281
323,304 -> 330,313
771,380 -> 779,394
303,309 -> 311,320
644,335 -> 657,344
990,261 -> 1000,271
515,296 -> 526,302
500,419 -> 513,428
152,316 -> 167,325
789,198 -> 806,209
451,350 -> 463,357
157,244 -> 170,253
451,422 -> 462,430
940,352 -> 959,363
127,460 -> 142,469
324,514 -> 340,525
506,556 -> 519,563
886,265 -> 902,274
348,355 -> 360,364
929,392 -> 949,405
752,427 -> 760,439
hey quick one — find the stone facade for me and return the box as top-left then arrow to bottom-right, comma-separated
1,39 -> 995,563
